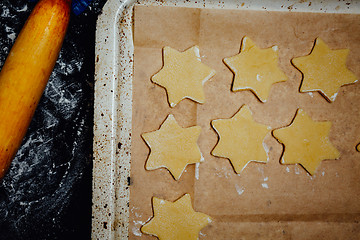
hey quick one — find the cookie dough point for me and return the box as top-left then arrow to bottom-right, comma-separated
273,109 -> 340,175
223,37 -> 288,102
211,105 -> 271,174
141,194 -> 212,240
152,46 -> 216,107
292,38 -> 358,102
141,114 -> 203,180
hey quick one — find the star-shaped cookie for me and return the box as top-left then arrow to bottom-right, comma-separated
141,194 -> 212,240
211,105 -> 271,174
152,46 -> 216,107
223,37 -> 287,102
292,38 -> 358,102
273,109 -> 340,175
141,114 -> 203,180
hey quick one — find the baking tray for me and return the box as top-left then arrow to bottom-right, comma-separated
92,0 -> 359,239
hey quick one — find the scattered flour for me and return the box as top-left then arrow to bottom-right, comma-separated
200,231 -> 206,237
195,162 -> 200,180
235,184 -> 245,195
262,142 -> 270,162
132,220 -> 145,237
256,74 -> 262,82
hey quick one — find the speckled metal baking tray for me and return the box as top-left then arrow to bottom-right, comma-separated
92,0 -> 359,239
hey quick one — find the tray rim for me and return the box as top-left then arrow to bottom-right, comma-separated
92,0 -> 359,239
92,0 -> 135,239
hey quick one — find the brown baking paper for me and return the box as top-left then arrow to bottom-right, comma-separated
130,5 -> 360,239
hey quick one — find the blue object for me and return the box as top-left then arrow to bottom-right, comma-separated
29,0 -> 93,15
72,0 -> 94,16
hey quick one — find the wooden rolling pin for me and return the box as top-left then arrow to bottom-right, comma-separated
0,0 -> 71,179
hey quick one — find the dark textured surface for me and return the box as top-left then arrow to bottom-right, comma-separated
0,0 -> 105,239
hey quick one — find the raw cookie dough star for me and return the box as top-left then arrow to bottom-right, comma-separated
141,194 -> 212,240
223,37 -> 287,102
152,46 -> 216,107
211,105 -> 271,174
292,38 -> 358,102
141,114 -> 203,180
273,109 -> 340,175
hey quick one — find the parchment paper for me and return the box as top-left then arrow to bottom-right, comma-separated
130,5 -> 360,239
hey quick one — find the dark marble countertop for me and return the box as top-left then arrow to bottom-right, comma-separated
0,0 -> 106,239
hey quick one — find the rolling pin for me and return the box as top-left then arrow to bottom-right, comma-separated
0,0 -> 71,179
